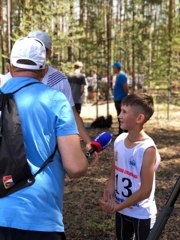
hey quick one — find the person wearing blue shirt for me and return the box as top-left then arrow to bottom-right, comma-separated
112,62 -> 128,135
0,37 -> 88,240
2,30 -> 98,164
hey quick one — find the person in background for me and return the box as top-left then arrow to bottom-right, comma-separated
0,37 -> 88,240
0,63 -> 10,87
0,74 -> 5,87
86,69 -> 97,102
3,30 -> 98,162
99,94 -> 161,240
135,73 -> 143,92
68,61 -> 86,115
81,76 -> 88,104
112,61 -> 128,135
126,70 -> 133,93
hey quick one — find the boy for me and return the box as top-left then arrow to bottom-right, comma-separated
99,94 -> 161,240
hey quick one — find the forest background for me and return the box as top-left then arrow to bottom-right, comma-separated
0,0 -> 179,94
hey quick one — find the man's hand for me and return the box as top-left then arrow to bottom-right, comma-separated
73,107 -> 99,165
86,143 -> 99,166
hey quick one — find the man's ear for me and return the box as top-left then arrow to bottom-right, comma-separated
39,68 -> 46,80
9,65 -> 15,77
46,49 -> 51,58
136,113 -> 145,124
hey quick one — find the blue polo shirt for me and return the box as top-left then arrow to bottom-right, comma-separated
0,77 -> 78,232
113,71 -> 127,101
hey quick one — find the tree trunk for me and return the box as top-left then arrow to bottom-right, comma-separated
7,0 -> 12,55
131,1 -> 135,93
167,0 -> 175,77
79,0 -> 85,60
67,2 -> 73,62
0,0 -> 5,73
167,0 -> 175,120
106,0 -> 112,116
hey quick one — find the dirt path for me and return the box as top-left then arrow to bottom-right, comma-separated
63,102 -> 180,240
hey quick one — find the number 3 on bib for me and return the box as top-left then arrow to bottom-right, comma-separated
116,174 -> 132,198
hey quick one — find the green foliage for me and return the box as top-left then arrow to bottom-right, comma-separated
1,0 -> 179,93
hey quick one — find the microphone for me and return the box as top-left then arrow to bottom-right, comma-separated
86,132 -> 112,158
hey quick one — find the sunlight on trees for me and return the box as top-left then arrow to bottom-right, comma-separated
0,0 -> 179,91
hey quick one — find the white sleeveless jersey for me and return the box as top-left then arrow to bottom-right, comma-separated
114,133 -> 161,219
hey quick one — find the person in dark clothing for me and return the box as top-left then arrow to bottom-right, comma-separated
68,61 -> 86,114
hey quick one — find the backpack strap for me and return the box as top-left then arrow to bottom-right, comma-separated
11,81 -> 42,94
0,82 -> 42,130
0,81 -> 41,105
1,81 -> 57,183
12,81 -> 58,182
27,145 -> 58,183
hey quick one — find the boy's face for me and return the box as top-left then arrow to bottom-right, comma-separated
119,104 -> 144,130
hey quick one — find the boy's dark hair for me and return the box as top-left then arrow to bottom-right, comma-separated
121,94 -> 154,122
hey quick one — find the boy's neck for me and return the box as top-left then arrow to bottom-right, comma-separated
127,128 -> 146,142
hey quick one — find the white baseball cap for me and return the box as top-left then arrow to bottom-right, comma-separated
28,30 -> 52,50
10,37 -> 46,70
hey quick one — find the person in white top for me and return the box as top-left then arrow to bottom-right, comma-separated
3,30 -> 98,163
0,74 -> 9,87
0,74 -> 4,87
99,94 -> 161,240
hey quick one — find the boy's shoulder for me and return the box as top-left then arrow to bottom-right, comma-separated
136,135 -> 161,170
142,134 -> 156,147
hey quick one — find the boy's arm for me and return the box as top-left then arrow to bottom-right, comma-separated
100,147 -> 156,212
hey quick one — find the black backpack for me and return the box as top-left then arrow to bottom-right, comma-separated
91,115 -> 112,129
0,82 -> 56,198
